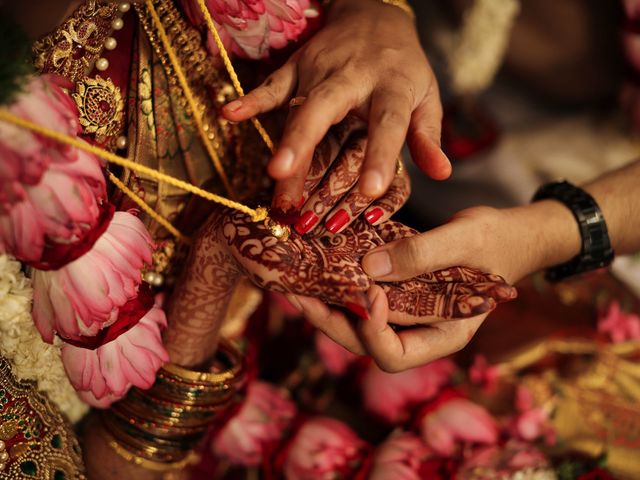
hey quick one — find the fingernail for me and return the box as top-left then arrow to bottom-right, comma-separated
365,207 -> 384,225
363,251 -> 392,278
345,302 -> 369,320
294,210 -> 318,235
271,148 -> 295,175
360,171 -> 384,197
225,99 -> 243,112
325,209 -> 350,234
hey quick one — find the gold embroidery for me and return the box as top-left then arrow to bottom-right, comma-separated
33,0 -> 119,83
0,357 -> 86,479
73,75 -> 124,139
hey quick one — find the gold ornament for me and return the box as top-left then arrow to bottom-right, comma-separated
264,217 -> 291,242
32,0 -> 119,83
73,75 -> 124,138
0,357 -> 86,479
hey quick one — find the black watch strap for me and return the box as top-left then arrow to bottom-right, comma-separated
532,180 -> 614,282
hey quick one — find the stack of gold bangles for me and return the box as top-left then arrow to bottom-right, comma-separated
102,340 -> 245,471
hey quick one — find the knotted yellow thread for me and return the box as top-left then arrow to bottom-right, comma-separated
0,111 -> 269,227
195,0 -> 275,154
145,0 -> 236,198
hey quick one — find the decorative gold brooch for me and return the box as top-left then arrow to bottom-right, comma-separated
72,75 -> 124,139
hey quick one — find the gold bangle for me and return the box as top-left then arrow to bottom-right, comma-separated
100,339 -> 246,471
380,0 -> 415,19
161,339 -> 244,385
104,429 -> 199,472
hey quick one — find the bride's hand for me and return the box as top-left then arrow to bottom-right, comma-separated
284,117 -> 411,236
222,0 -> 449,211
217,212 -> 516,369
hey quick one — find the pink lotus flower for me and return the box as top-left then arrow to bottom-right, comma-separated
0,74 -> 80,205
61,303 -> 169,404
469,354 -> 500,393
32,211 -> 154,342
510,386 -> 555,444
181,0 -> 312,59
213,381 -> 296,465
0,146 -> 106,264
362,359 -> 456,423
315,332 -> 359,376
283,417 -> 367,480
419,397 -> 498,456
0,74 -> 107,263
369,432 -> 431,480
598,300 -> 640,343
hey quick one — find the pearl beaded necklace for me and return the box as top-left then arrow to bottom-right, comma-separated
94,2 -> 130,72
92,2 -> 131,150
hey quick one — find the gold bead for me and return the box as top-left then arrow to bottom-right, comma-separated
116,136 -> 128,150
118,3 -> 131,13
264,218 -> 290,242
0,452 -> 7,462
95,58 -> 110,71
104,37 -> 117,50
112,18 -> 124,30
143,271 -> 164,287
0,440 -> 4,450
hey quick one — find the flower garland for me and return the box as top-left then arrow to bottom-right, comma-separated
438,0 -> 521,96
0,254 -> 88,422
0,74 -> 169,407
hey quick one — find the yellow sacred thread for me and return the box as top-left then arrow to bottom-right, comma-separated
194,0 -> 275,154
144,0 -> 237,198
107,172 -> 190,243
0,110 -> 269,227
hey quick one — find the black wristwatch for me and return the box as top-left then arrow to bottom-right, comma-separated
532,180 -> 614,282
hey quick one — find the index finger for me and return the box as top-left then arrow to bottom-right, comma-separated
267,77 -> 358,182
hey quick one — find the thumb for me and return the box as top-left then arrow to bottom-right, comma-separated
362,222 -> 469,281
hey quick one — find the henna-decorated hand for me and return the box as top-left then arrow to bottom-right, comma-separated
285,219 -> 518,372
276,117 -> 411,236
165,208 -> 515,370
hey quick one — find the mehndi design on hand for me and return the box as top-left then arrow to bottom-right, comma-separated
223,210 -> 516,321
164,208 -> 516,366
294,117 -> 411,235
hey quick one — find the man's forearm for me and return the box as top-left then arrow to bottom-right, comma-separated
583,159 -> 640,256
503,159 -> 640,282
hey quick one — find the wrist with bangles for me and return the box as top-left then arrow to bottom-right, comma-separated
101,339 -> 246,472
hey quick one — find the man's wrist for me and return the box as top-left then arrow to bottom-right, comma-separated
508,200 -> 582,279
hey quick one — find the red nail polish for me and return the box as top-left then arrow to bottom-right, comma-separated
345,302 -> 369,320
326,209 -> 350,233
294,211 -> 318,235
298,196 -> 306,208
365,207 -> 384,225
